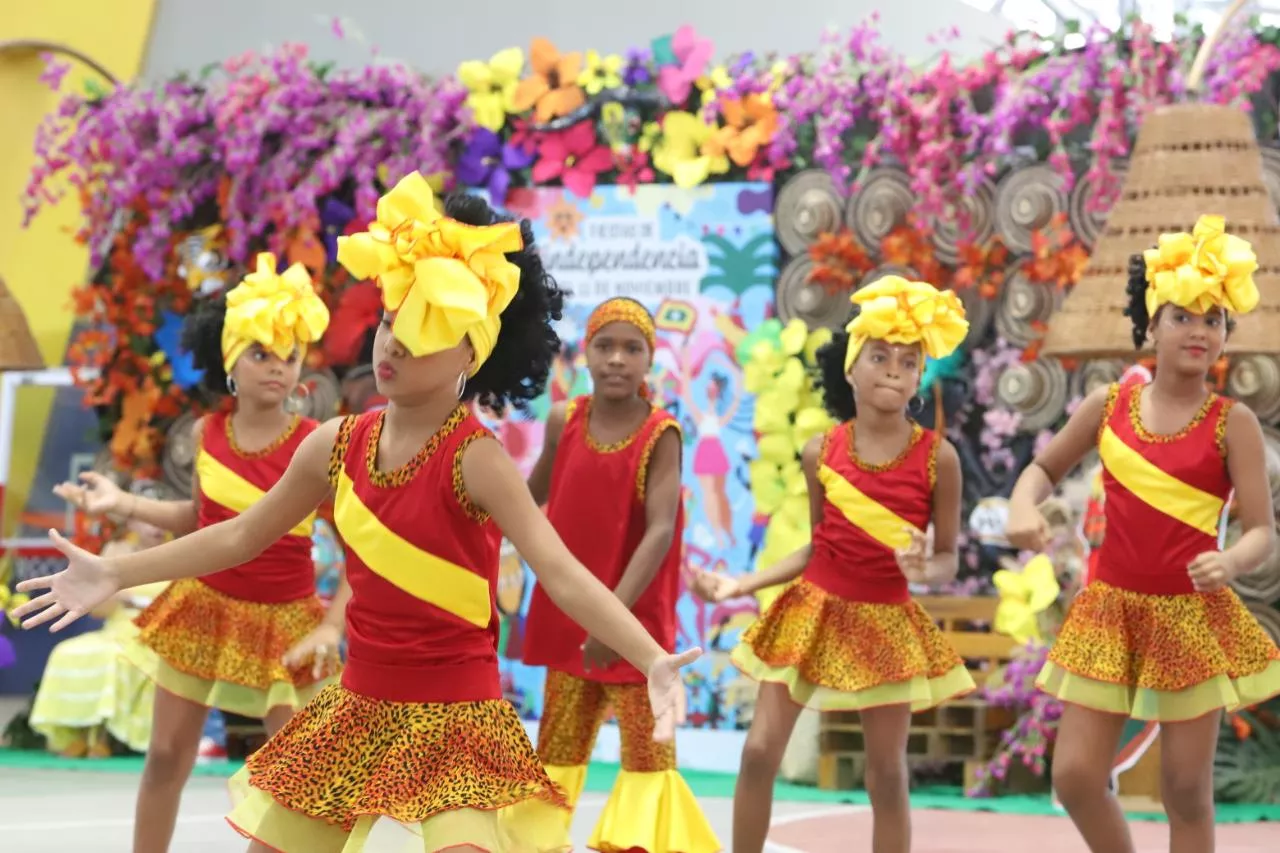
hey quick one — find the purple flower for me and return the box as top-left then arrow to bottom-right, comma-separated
623,47 -> 652,86
455,128 -> 534,203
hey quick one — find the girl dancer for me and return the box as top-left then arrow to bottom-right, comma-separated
53,254 -> 341,853
17,174 -> 699,853
693,276 -> 974,853
523,297 -> 720,853
1007,215 -> 1280,853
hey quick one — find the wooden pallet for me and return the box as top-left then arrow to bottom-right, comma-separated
816,595 -> 1021,791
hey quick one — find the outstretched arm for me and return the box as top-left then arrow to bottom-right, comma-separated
735,433 -> 824,596
464,436 -> 671,675
16,419 -> 341,631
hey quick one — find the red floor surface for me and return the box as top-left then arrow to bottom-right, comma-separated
768,808 -> 1277,852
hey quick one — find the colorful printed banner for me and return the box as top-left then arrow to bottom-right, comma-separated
478,182 -> 777,732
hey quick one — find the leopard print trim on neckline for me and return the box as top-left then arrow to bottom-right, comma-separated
847,421 -> 924,473
1126,383 -> 1217,444
365,406 -> 467,488
582,397 -> 651,454
227,413 -> 301,459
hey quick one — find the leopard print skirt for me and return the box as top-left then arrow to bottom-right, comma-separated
1038,580 -> 1280,721
123,578 -> 334,717
731,578 -> 975,711
226,683 -> 571,853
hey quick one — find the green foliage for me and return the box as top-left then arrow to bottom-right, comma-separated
1214,711 -> 1280,805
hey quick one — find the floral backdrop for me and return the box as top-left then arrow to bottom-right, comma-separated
17,13 -> 1280,795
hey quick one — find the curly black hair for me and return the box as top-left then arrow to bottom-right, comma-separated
445,192 -> 566,416
814,328 -> 856,422
179,292 -> 232,396
1124,250 -> 1235,349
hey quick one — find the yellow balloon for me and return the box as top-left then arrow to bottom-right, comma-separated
781,318 -> 809,356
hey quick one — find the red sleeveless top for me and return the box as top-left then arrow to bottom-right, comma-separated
196,411 -> 318,603
1093,382 -> 1234,595
523,396 -> 683,684
329,407 -> 502,703
803,420 -> 938,605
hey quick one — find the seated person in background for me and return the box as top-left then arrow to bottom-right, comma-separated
29,510 -> 170,758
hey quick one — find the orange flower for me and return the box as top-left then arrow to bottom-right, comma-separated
512,38 -> 586,123
705,94 -> 779,168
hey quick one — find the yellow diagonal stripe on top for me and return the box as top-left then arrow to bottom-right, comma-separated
818,464 -> 918,552
1098,425 -> 1224,538
196,450 -> 314,538
333,468 -> 491,628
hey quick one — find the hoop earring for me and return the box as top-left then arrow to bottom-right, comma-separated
455,370 -> 468,400
225,376 -> 238,397
909,395 -> 925,415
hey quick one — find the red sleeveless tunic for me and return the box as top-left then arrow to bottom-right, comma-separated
197,411 -> 318,603
1093,382 -> 1234,596
331,407 -> 502,703
523,396 -> 682,684
802,421 -> 938,605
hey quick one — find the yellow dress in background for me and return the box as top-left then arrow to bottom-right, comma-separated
29,581 -> 169,756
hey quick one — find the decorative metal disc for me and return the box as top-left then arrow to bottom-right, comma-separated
845,167 -> 913,253
775,255 -> 849,330
299,369 -> 342,421
775,169 -> 844,256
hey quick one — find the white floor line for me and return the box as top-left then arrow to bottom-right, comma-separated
764,805 -> 868,853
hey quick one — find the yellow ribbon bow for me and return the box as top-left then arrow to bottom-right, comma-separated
221,253 -> 331,373
1143,214 -> 1260,319
337,172 -> 524,373
844,276 -> 970,371
992,554 -> 1061,644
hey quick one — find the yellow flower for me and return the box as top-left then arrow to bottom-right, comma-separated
780,318 -> 808,356
578,50 -> 623,95
793,406 -> 834,451
992,554 -> 1061,644
456,47 -> 525,132
600,102 -> 628,150
697,64 -> 734,105
757,433 -> 796,466
651,111 -> 729,189
804,327 -> 833,364
748,460 -> 786,514
637,121 -> 662,153
768,59 -> 791,93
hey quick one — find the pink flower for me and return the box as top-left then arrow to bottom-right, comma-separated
531,122 -> 613,198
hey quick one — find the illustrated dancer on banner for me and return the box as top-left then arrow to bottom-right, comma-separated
18,175 -> 699,853
52,255 -> 345,853
682,360 -> 741,549
523,297 -> 721,853
693,277 -> 975,853
1007,215 -> 1280,853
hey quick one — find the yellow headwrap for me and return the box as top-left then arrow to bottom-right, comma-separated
221,253 -> 330,373
1143,214 -> 1260,319
336,172 -> 523,375
843,276 -> 970,371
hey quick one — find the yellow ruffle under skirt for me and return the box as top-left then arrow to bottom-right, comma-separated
587,769 -> 722,853
226,684 -> 570,853
731,578 -> 975,711
1037,580 -> 1280,721
126,578 -> 335,717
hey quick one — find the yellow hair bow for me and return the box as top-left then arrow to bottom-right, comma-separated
337,172 -> 523,374
221,253 -> 330,373
843,276 -> 970,371
1143,214 -> 1260,319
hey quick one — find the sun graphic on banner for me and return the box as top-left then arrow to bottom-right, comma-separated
544,198 -> 585,242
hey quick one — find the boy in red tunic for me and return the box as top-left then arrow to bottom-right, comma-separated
524,298 -> 720,853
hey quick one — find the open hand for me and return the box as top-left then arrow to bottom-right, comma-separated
582,636 -> 619,671
1188,551 -> 1237,593
282,623 -> 343,679
646,647 -> 702,742
12,529 -> 121,632
894,527 -> 929,583
53,472 -> 125,517
1005,504 -> 1051,553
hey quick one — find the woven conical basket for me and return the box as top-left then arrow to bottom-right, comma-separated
1041,102 -> 1280,358
0,277 -> 45,370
